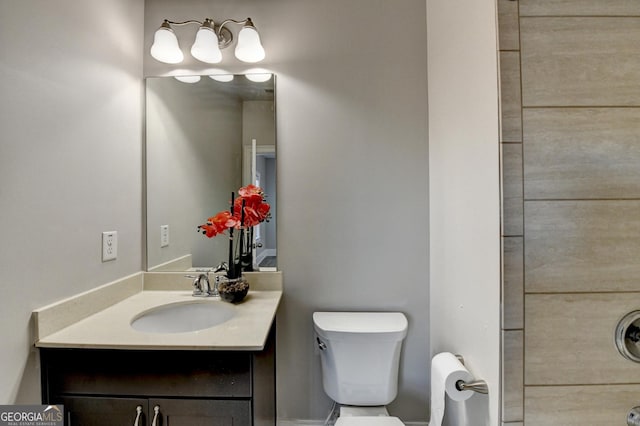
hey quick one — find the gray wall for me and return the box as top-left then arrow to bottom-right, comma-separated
0,0 -> 144,403
144,0 -> 429,422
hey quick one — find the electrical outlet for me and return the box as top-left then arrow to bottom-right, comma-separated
160,225 -> 169,248
102,231 -> 117,262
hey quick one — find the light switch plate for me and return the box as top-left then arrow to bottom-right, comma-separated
102,231 -> 117,262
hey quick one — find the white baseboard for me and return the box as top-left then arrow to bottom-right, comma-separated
256,248 -> 277,270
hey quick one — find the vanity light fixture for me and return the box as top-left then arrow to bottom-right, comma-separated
150,17 -> 265,65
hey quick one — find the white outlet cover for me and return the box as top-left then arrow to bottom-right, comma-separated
160,225 -> 169,248
102,231 -> 117,262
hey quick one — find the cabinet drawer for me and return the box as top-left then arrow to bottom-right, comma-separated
60,396 -> 147,426
151,398 -> 251,426
42,349 -> 251,398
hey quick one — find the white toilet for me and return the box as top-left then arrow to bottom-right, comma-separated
313,311 -> 409,426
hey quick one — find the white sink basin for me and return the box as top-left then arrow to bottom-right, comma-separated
130,300 -> 236,333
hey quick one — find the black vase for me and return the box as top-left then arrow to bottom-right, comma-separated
238,227 -> 254,273
218,277 -> 249,303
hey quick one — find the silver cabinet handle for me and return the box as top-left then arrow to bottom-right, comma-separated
133,405 -> 143,426
152,405 -> 160,426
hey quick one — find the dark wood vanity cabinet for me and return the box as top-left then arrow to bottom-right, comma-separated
40,328 -> 275,426
58,397 -> 250,426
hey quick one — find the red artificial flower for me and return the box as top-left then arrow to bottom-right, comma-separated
238,184 -> 262,198
232,186 -> 270,228
234,194 -> 267,224
197,210 -> 236,238
198,185 -> 270,237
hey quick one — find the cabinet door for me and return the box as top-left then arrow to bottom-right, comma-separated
149,399 -> 250,426
60,396 -> 148,426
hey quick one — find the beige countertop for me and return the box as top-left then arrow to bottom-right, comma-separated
34,271 -> 282,351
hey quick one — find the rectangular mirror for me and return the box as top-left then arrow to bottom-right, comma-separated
145,74 -> 276,272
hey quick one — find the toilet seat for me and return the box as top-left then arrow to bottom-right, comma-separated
335,416 -> 405,426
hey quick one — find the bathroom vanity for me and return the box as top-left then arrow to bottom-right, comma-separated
33,272 -> 282,426
40,328 -> 274,426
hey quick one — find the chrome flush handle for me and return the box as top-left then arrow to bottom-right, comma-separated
316,337 -> 327,350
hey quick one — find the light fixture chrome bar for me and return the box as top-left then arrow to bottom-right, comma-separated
217,18 -> 251,34
163,19 -> 204,26
162,19 -> 233,48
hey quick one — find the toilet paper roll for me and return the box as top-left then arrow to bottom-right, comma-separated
429,352 -> 474,426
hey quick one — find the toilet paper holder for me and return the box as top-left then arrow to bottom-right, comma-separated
453,354 -> 489,395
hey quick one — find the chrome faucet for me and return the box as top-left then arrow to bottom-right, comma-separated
185,273 -> 217,297
213,261 -> 229,273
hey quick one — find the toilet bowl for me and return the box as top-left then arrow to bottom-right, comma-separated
313,312 -> 408,426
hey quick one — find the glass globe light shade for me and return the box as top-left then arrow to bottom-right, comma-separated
191,27 -> 222,64
235,26 -> 265,63
150,27 -> 184,64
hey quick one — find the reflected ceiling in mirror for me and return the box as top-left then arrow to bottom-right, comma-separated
145,73 -> 276,272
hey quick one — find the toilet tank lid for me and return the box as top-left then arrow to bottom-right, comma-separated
313,312 -> 408,335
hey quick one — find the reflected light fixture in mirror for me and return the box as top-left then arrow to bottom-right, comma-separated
150,17 -> 265,64
245,70 -> 272,83
174,75 -> 201,83
208,70 -> 234,82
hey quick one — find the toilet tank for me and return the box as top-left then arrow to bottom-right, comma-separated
313,312 -> 408,406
